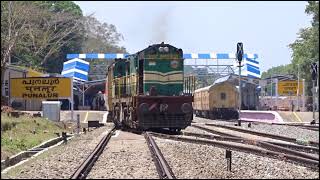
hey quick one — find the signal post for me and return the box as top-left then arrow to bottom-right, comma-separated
236,42 -> 243,126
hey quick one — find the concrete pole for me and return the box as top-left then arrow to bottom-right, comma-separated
297,64 -> 300,111
270,68 -> 273,105
275,78 -> 278,109
302,79 -> 305,111
312,80 -> 316,123
317,62 -> 319,112
82,83 -> 85,106
71,78 -> 74,121
270,79 -> 272,97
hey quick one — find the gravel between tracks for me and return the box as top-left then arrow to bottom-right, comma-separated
154,137 -> 319,179
183,126 -> 216,135
1,124 -> 114,179
86,131 -> 158,179
193,117 -> 319,142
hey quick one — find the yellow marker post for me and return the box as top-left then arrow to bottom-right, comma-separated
84,111 -> 89,123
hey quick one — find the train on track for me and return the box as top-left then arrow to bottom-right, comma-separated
193,76 -> 239,120
193,75 -> 259,120
105,42 -> 194,132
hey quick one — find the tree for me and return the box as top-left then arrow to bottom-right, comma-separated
81,16 -> 127,80
1,1 -> 84,79
262,1 -> 319,96
33,1 -> 83,16
81,16 -> 127,53
289,1 -> 319,96
32,1 -> 84,73
261,64 -> 293,79
1,1 -> 36,90
1,1 -> 128,91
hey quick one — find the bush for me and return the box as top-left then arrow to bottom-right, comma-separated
1,119 -> 17,132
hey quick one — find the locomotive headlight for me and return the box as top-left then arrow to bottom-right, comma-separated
163,47 -> 169,52
181,103 -> 192,114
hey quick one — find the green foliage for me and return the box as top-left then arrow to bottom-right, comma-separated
1,1 -> 127,77
261,64 -> 293,79
1,113 -> 64,159
83,16 -> 127,80
34,1 -> 83,16
263,1 -> 319,96
1,1 -> 84,75
81,16 -> 127,53
288,1 -> 319,96
1,118 -> 17,132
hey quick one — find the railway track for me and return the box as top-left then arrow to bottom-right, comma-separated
144,132 -> 176,179
191,125 -> 319,159
203,123 -> 319,147
245,120 -> 319,131
70,126 -> 116,179
182,130 -> 319,161
182,131 -> 319,154
71,127 -> 174,179
150,132 -> 319,168
69,122 -> 317,179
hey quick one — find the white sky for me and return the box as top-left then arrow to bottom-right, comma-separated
74,1 -> 312,72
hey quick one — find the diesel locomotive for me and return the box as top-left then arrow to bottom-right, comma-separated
105,42 -> 193,131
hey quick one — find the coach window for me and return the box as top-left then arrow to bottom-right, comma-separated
220,92 -> 226,100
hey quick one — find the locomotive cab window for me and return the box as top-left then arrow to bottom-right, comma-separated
220,92 -> 226,100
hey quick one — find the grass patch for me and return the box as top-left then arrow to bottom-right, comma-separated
1,113 -> 65,160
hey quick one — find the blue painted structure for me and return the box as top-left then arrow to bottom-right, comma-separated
65,52 -> 260,78
61,58 -> 90,81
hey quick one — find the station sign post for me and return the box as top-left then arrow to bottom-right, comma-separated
10,77 -> 73,121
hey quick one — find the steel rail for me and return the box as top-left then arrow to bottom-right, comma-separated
150,132 -> 319,168
193,118 -> 319,126
182,131 -> 319,154
191,125 -> 319,160
203,123 -> 319,147
144,132 -> 176,179
300,126 -> 319,131
70,126 -> 116,179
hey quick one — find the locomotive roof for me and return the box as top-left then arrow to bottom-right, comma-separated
141,42 -> 180,52
135,42 -> 183,57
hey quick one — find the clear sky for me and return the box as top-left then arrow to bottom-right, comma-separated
74,1 -> 312,72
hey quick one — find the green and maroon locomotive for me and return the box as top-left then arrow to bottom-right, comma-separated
105,42 -> 193,131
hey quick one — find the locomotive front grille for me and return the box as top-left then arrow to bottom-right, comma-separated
138,113 -> 192,129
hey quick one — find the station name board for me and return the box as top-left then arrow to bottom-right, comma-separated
10,77 -> 72,99
277,80 -> 303,96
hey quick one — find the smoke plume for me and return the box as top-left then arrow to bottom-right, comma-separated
149,7 -> 173,45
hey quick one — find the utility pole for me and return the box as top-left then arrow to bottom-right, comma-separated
236,42 -> 244,126
311,62 -> 318,124
270,67 -> 273,107
302,78 -> 305,111
297,64 -> 300,111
